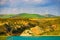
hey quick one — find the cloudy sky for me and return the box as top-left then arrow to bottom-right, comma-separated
0,0 -> 60,15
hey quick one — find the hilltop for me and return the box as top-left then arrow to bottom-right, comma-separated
13,13 -> 45,18
0,13 -> 59,18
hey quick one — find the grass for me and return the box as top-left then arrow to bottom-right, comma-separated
0,17 -> 60,36
14,13 -> 45,18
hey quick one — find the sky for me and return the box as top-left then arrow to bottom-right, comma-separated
0,0 -> 60,16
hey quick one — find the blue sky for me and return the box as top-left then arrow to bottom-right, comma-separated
0,0 -> 60,16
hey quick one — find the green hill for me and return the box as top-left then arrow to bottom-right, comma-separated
0,14 -> 15,18
13,13 -> 45,18
0,13 -> 59,18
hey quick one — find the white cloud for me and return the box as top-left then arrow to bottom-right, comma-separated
24,0 -> 43,3
0,8 -> 19,14
0,6 -> 59,16
24,0 -> 29,2
0,0 -> 50,8
0,0 -> 59,15
33,0 -> 43,2
24,0 -> 44,3
8,0 -> 45,5
0,0 -> 8,5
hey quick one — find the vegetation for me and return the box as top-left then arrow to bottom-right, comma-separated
0,13 -> 60,36
13,13 -> 45,18
0,17 -> 60,36
0,14 -> 15,18
0,13 -> 60,40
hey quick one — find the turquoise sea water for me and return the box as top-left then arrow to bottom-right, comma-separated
7,36 -> 60,40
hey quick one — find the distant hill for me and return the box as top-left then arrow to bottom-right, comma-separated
0,14 -> 15,18
12,13 -> 45,18
0,13 -> 60,18
43,14 -> 56,17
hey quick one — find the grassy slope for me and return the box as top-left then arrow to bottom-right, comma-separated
15,13 -> 45,18
0,13 -> 59,18
0,14 -> 15,18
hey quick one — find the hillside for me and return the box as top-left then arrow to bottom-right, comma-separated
0,13 -> 59,18
0,17 -> 60,36
0,14 -> 15,18
43,14 -> 56,17
12,13 -> 45,18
